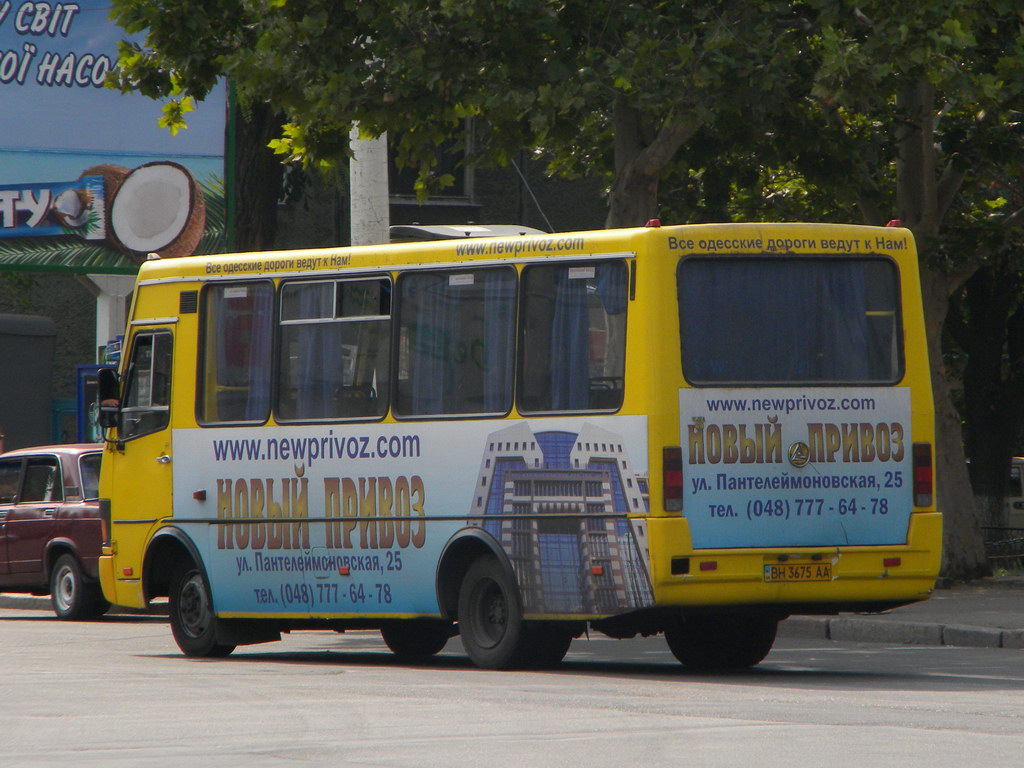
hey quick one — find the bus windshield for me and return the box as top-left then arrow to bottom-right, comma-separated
678,256 -> 902,385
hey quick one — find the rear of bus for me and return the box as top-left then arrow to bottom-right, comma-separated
638,222 -> 941,666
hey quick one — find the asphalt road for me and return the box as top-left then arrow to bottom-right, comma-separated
2,607 -> 1024,767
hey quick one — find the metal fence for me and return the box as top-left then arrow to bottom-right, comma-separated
983,527 -> 1024,571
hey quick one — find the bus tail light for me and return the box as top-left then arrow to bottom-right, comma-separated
663,446 -> 683,512
913,443 -> 933,507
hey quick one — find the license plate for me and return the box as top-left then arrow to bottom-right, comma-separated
763,563 -> 833,582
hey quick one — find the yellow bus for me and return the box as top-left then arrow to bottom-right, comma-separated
96,221 -> 941,669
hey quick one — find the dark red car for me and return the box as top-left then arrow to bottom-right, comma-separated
0,444 -> 109,619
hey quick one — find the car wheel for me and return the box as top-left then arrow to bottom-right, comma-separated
50,553 -> 107,620
169,561 -> 235,657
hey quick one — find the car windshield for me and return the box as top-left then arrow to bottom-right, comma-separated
80,453 -> 101,499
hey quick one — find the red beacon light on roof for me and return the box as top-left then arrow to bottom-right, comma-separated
645,218 -> 662,227
885,219 -> 902,227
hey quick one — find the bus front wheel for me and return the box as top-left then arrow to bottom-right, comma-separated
169,562 -> 235,658
664,612 -> 778,670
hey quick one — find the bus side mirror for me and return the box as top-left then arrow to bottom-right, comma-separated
97,367 -> 121,429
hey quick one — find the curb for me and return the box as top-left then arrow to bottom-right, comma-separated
0,593 -> 166,615
0,594 -> 52,612
780,615 -> 1024,650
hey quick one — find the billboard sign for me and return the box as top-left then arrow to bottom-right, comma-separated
0,1 -> 226,274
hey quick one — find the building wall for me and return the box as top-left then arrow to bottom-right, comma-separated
0,274 -> 96,401
0,276 -> 96,447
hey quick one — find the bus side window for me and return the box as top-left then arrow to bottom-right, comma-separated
394,267 -> 516,417
518,260 -> 627,413
277,277 -> 391,421
120,331 -> 173,439
198,282 -> 273,424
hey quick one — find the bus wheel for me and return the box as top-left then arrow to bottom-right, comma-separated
519,624 -> 574,669
50,553 -> 109,620
169,562 -> 235,657
457,556 -> 527,669
380,620 -> 453,660
665,612 -> 778,670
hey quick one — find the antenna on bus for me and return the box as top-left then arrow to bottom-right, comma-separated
510,159 -> 555,233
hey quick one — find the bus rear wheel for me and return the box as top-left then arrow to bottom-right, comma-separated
380,620 -> 453,660
457,556 -> 530,669
518,624 -> 574,669
169,562 -> 235,657
665,612 -> 778,670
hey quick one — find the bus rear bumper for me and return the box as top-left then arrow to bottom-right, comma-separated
646,512 -> 943,614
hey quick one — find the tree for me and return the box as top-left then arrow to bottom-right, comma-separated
109,0 -> 801,221
108,0 -> 1024,576
779,0 -> 1024,576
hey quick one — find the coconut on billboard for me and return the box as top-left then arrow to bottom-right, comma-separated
0,1 -> 226,273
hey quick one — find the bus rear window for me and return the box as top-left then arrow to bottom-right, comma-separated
678,256 -> 902,384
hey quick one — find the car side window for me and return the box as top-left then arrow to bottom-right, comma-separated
79,453 -> 101,500
0,459 -> 20,504
20,457 -> 62,503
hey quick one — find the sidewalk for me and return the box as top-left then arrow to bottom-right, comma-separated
4,578 -> 1023,650
778,577 -> 1024,649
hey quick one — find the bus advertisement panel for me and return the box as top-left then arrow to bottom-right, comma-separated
681,387 -> 913,549
173,416 -> 653,618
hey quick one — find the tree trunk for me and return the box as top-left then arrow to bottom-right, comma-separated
233,101 -> 285,251
894,78 -> 989,579
605,95 -> 701,228
956,265 -> 1024,531
919,268 -> 990,578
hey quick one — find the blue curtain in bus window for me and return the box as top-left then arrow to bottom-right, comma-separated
679,259 -> 881,383
551,270 -> 589,410
550,262 -> 626,410
288,283 -> 341,419
212,283 -> 272,421
246,286 -> 273,419
402,269 -> 514,415
482,270 -> 515,413
405,273 -> 452,414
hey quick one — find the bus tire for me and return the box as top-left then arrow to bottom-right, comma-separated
169,561 -> 235,657
519,624 -> 574,668
665,612 -> 778,670
50,553 -> 109,620
457,556 -> 528,669
380,620 -> 453,660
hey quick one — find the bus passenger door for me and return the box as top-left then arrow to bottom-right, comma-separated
110,329 -> 175,588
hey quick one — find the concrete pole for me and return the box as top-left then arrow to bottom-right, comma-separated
349,127 -> 390,246
77,274 -> 136,362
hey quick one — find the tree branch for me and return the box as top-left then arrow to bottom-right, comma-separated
936,159 -> 966,221
1001,204 -> 1024,229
